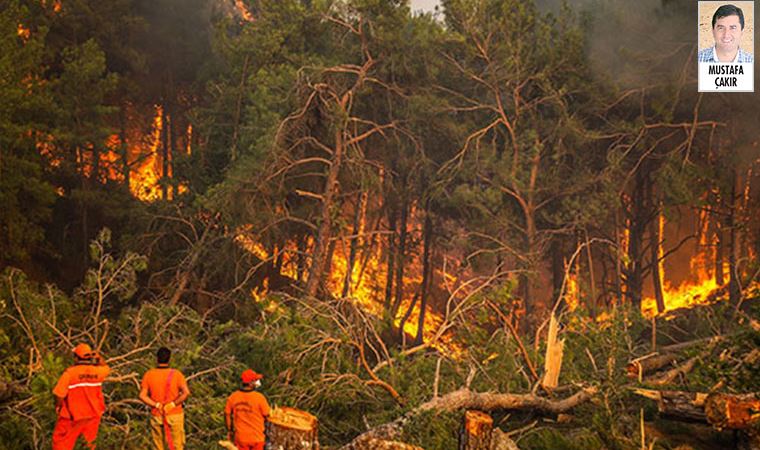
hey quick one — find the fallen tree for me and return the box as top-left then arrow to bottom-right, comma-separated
339,386 -> 598,449
634,389 -> 760,448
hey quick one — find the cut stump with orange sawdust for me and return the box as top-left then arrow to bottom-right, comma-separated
459,410 -> 493,450
266,406 -> 319,449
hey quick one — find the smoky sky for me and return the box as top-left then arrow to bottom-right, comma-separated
544,0 -> 758,159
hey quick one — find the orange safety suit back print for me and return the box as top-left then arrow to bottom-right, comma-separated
225,390 -> 271,445
53,363 -> 111,420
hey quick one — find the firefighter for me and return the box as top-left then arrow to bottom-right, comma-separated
139,347 -> 190,450
51,343 -> 110,450
225,369 -> 271,450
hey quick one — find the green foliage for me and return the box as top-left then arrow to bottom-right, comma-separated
402,409 -> 460,449
0,2 -> 56,266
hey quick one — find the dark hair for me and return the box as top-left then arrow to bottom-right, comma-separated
712,4 -> 745,30
157,347 -> 171,364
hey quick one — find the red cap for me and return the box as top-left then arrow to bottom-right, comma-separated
241,369 -> 263,384
73,343 -> 93,359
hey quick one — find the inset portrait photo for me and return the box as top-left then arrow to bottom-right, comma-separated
698,1 -> 754,92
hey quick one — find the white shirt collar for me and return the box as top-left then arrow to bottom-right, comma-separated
712,46 -> 739,63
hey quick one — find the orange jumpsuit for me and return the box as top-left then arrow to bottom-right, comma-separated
224,389 -> 270,450
141,367 -> 188,450
52,362 -> 110,450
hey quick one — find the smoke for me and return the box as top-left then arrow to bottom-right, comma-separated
555,0 -> 696,87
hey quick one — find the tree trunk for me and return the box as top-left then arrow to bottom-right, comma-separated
614,210 -> 624,303
119,103 -> 130,189
397,294 -> 417,345
168,103 -> 176,199
715,218 -> 724,287
415,208 -> 433,345
391,198 -> 409,319
230,55 -> 250,162
626,353 -> 678,379
322,239 -> 337,294
274,242 -> 284,278
92,144 -> 101,183
161,104 -> 169,201
551,238 -> 564,304
626,170 -> 648,310
305,126 -> 345,298
79,147 -> 89,265
651,206 -> 666,314
343,192 -> 365,297
297,235 -> 308,283
585,230 -> 597,318
266,406 -> 319,450
459,410 -> 493,450
384,204 -> 397,313
729,167 -> 740,304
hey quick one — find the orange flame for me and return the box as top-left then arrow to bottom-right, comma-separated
564,259 -> 579,311
642,214 -> 726,317
17,24 -> 30,40
235,0 -> 255,22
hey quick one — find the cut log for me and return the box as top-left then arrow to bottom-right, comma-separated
626,353 -> 678,379
646,356 -> 699,386
266,406 -> 319,450
418,386 -> 598,415
704,393 -> 760,430
632,389 -> 707,421
459,410 -> 493,450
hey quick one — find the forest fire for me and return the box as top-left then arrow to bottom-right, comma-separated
235,220 -> 446,345
100,105 -> 191,201
641,271 -> 723,318
127,105 -> 164,201
641,215 -> 729,318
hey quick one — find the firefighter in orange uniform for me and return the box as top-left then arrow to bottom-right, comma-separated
52,343 -> 110,450
225,369 -> 271,450
139,347 -> 190,450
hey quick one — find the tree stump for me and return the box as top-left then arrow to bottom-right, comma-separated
266,406 -> 319,450
344,438 -> 423,449
459,410 -> 493,450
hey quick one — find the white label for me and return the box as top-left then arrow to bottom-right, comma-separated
698,63 -> 754,92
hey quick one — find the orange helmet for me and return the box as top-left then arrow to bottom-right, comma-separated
73,343 -> 94,359
241,369 -> 263,384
